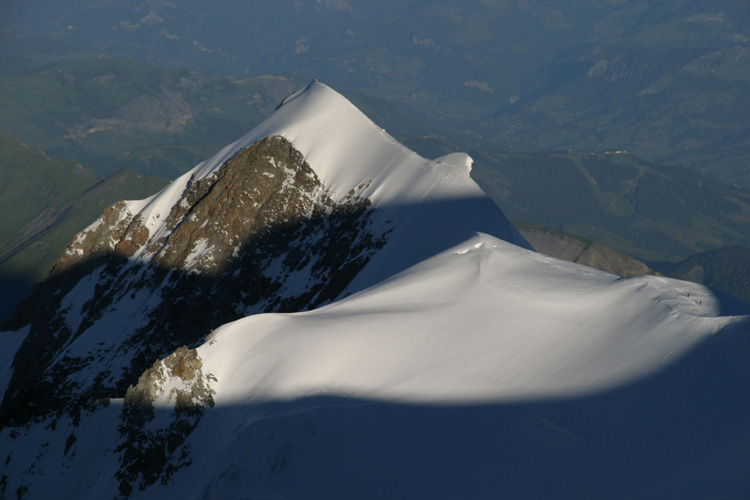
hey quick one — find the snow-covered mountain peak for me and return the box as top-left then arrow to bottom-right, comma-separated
132,80 -> 494,243
1,81 -> 748,500
66,80 -> 526,296
0,80 -> 524,429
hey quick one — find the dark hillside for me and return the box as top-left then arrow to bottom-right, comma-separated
0,135 -> 167,320
404,134 -> 750,265
470,150 -> 750,264
0,58 -> 298,179
667,245 -> 750,304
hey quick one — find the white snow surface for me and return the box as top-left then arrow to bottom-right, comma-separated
191,80 -> 480,204
198,233 -> 744,405
3,81 -> 750,499
155,233 -> 749,500
142,82 -> 749,499
115,80 -> 529,297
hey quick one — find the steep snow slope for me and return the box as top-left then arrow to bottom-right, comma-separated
1,81 -> 748,499
128,79 -> 524,242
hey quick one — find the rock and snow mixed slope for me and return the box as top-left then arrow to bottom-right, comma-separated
0,81 -> 524,427
1,81 -> 749,499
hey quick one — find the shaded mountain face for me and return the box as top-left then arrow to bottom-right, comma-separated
1,135 -> 388,427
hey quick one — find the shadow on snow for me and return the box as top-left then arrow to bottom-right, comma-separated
0,191 -> 748,499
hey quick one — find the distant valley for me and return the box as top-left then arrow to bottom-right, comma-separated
3,0 -> 749,187
0,58 -> 298,179
0,133 -> 167,320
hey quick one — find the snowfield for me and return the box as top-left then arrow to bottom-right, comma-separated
199,232 -> 740,405
158,232 -> 749,499
1,81 -> 749,499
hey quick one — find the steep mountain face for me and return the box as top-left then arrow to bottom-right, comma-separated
1,82 -> 748,500
1,134 -> 388,429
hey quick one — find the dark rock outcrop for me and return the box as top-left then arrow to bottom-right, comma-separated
117,346 -> 215,496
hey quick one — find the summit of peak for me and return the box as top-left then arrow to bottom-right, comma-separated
182,80 -> 485,206
126,81 -> 528,272
2,83 -> 527,428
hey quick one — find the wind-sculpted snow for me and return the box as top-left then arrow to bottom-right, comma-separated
0,82 -> 748,499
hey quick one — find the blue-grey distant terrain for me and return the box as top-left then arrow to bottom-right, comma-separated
4,0 -> 750,187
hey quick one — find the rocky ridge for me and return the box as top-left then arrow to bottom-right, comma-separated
0,135 -> 389,431
117,346 -> 216,496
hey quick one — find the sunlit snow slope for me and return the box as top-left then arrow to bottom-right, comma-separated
0,80 -> 527,428
169,234 -> 750,500
200,233 -> 747,404
1,81 -> 748,500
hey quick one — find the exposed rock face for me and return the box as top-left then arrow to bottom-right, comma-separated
117,346 -> 215,496
0,135 -> 390,430
519,226 -> 655,278
123,346 -> 214,411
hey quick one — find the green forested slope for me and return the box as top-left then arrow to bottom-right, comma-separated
668,245 -> 750,304
0,134 -> 168,320
0,58 -> 298,179
0,134 -> 98,256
